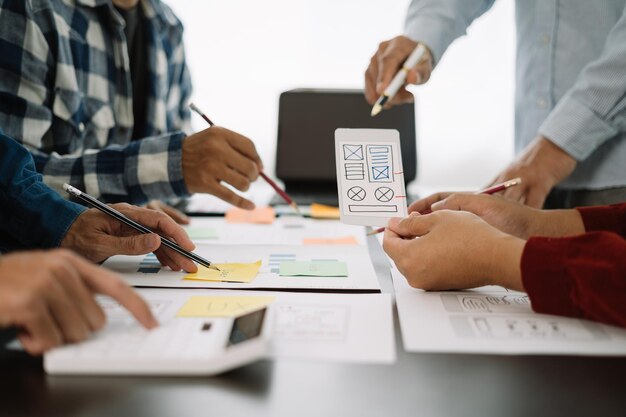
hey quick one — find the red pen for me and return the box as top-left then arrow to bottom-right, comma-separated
367,177 -> 522,236
189,103 -> 302,215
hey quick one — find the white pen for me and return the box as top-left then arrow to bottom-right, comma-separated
370,43 -> 427,117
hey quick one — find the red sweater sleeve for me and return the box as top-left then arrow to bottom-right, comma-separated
577,203 -> 626,237
521,232 -> 626,328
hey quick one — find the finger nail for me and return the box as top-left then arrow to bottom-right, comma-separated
148,234 -> 161,248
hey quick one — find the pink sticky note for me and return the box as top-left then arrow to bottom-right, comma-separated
225,206 -> 276,224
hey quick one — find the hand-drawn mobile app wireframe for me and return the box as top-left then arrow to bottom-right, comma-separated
335,129 -> 408,226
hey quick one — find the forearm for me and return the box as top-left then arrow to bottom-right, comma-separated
521,233 -> 626,328
0,135 -> 86,249
404,0 -> 496,64
29,133 -> 190,205
526,209 -> 585,238
538,5 -> 626,160
486,233 -> 525,292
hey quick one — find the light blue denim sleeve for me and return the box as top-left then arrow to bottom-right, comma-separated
404,0 -> 496,65
539,5 -> 626,161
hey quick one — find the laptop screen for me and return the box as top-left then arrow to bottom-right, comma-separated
275,89 -> 416,186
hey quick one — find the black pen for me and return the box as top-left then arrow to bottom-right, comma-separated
63,184 -> 219,271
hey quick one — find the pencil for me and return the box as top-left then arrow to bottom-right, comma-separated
371,44 -> 427,117
63,184 -> 219,271
189,103 -> 302,215
366,177 -> 522,236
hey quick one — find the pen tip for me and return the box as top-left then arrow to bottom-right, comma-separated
371,105 -> 382,117
291,202 -> 303,216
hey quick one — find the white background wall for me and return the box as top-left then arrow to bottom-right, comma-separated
168,0 -> 516,190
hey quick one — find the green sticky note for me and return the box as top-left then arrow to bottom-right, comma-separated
279,261 -> 348,277
185,227 -> 218,240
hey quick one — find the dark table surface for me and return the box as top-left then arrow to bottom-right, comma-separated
2,236 -> 625,417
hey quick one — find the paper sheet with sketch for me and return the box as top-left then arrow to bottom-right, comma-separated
182,217 -> 367,246
44,289 -> 395,364
391,268 -> 626,356
335,129 -> 408,226
104,244 -> 380,292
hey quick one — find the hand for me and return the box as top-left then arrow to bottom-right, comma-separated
146,200 -> 190,225
365,36 -> 433,106
489,136 -> 577,208
182,127 -> 263,209
61,203 -> 198,272
0,250 -> 158,355
427,193 -> 585,239
383,211 -> 525,291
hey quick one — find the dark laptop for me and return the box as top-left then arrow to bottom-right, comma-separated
272,88 -> 417,206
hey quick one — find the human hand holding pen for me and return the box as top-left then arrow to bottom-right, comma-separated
364,36 -> 433,107
62,203 -> 198,272
369,179 -> 522,236
182,126 -> 263,210
410,193 -> 585,240
188,103 -> 302,215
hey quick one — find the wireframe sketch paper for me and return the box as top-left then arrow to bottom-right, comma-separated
183,217 -> 367,246
105,244 -> 380,292
335,129 -> 408,226
391,268 -> 626,356
45,289 -> 395,365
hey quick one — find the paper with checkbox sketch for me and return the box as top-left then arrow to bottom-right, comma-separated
335,129 -> 408,226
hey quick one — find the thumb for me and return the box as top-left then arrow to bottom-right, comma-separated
110,233 -> 161,256
388,213 -> 437,238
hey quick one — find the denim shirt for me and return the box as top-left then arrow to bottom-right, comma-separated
405,0 -> 626,190
0,132 -> 85,252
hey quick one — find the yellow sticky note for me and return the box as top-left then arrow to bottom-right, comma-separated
184,260 -> 262,283
303,236 -> 358,245
225,206 -> 276,224
310,203 -> 340,219
177,295 -> 275,318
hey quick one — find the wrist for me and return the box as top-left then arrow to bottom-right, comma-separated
531,209 -> 585,237
485,233 -> 525,291
538,136 -> 577,184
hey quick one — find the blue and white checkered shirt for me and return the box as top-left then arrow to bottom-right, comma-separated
0,0 -> 192,204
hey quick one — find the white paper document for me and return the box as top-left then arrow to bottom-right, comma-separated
392,268 -> 626,356
105,244 -> 381,292
183,217 -> 367,246
335,129 -> 408,227
47,289 -> 395,366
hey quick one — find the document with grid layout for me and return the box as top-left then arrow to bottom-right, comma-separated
105,244 -> 380,292
391,268 -> 626,356
335,129 -> 408,226
44,289 -> 395,375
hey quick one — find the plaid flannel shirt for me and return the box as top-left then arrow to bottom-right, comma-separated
0,0 -> 192,204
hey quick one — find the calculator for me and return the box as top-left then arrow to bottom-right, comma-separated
44,300 -> 271,376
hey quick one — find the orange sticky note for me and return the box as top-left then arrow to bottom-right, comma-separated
225,206 -> 276,224
303,236 -> 358,245
310,203 -> 340,219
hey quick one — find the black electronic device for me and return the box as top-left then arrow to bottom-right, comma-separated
273,88 -> 417,206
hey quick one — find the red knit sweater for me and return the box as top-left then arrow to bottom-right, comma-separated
521,203 -> 626,328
